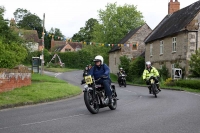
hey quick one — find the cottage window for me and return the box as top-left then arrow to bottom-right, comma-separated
65,49 -> 71,51
160,40 -> 163,55
150,44 -> 153,56
172,37 -> 177,52
132,43 -> 138,50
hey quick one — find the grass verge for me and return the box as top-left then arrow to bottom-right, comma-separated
0,73 -> 82,109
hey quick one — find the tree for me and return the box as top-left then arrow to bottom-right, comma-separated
14,8 -> 43,38
0,7 -> 27,68
72,18 -> 98,42
189,48 -> 200,77
13,8 -> 29,23
49,27 -> 65,41
92,2 -> 145,44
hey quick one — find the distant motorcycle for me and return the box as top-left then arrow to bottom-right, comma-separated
148,76 -> 159,98
82,75 -> 118,114
118,74 -> 126,87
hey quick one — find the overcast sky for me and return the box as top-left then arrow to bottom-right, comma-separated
1,0 -> 199,38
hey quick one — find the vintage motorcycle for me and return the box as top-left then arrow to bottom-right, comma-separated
118,74 -> 126,87
148,76 -> 159,98
82,75 -> 118,114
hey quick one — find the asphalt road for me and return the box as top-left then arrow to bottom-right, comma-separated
0,70 -> 200,133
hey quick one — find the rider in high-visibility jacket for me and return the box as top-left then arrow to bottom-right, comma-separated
142,61 -> 161,93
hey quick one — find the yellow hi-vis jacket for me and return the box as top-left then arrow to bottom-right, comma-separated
142,67 -> 159,80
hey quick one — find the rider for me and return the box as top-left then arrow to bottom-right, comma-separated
83,65 -> 89,77
117,67 -> 126,84
142,61 -> 161,94
89,55 -> 113,104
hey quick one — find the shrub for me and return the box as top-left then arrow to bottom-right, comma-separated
164,78 -> 176,86
175,79 -> 200,90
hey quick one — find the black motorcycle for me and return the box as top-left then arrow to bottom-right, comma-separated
82,75 -> 118,114
118,74 -> 126,87
148,76 -> 159,98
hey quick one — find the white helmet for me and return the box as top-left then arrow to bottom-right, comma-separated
93,55 -> 104,64
146,61 -> 151,66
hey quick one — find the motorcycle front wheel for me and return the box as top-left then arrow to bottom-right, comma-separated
84,90 -> 99,114
124,80 -> 126,87
151,84 -> 157,98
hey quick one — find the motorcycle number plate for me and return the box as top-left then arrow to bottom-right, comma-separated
84,75 -> 93,84
150,79 -> 154,84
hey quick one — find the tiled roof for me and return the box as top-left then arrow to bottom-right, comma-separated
145,0 -> 200,43
22,30 -> 39,42
68,42 -> 83,49
54,44 -> 66,52
54,41 -> 66,46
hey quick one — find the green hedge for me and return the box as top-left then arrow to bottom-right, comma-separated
175,79 -> 200,90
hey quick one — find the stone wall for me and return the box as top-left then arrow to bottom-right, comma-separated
0,65 -> 31,93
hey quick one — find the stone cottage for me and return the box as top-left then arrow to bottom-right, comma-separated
109,23 -> 152,74
144,0 -> 200,78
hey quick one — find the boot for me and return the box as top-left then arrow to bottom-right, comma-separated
156,84 -> 161,92
148,86 -> 151,94
108,96 -> 113,105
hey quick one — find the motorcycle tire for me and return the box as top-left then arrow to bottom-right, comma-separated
84,90 -> 99,114
124,80 -> 126,87
151,84 -> 157,98
109,88 -> 117,110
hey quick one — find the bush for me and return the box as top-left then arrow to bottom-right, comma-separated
158,65 -> 169,81
175,79 -> 200,90
164,78 -> 175,86
128,57 -> 145,82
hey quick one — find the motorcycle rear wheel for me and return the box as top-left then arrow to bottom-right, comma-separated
84,91 -> 99,114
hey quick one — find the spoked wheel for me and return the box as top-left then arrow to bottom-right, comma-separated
108,97 -> 117,110
124,80 -> 126,87
151,84 -> 157,98
84,90 -> 99,114
109,88 -> 117,110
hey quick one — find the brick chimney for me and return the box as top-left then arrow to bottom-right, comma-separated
168,0 -> 180,14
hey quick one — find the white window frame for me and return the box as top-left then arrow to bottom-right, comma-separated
160,40 -> 164,55
150,44 -> 153,56
172,37 -> 177,52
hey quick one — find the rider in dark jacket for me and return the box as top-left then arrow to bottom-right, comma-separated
89,55 -> 113,104
117,67 -> 126,84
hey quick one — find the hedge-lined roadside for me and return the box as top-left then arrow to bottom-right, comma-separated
176,80 -> 200,90
110,73 -> 200,93
0,73 -> 82,110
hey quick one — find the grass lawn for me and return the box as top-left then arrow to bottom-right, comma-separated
0,73 -> 82,109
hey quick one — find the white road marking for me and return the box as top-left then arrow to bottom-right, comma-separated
55,73 -> 61,77
0,114 -> 86,130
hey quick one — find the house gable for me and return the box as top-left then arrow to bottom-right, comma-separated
109,23 -> 152,73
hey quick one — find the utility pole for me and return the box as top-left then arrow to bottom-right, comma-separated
41,13 -> 45,75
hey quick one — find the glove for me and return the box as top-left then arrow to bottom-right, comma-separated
100,75 -> 107,78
